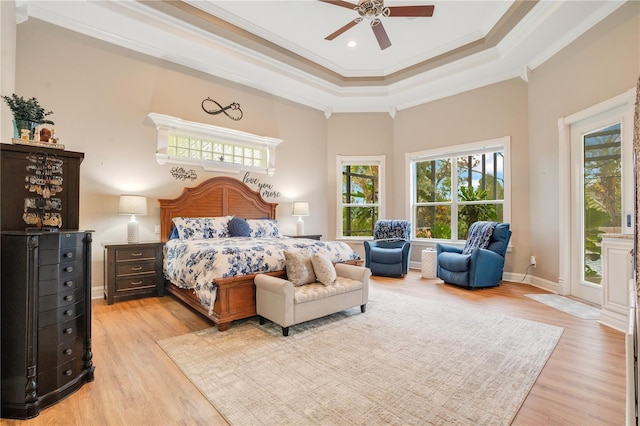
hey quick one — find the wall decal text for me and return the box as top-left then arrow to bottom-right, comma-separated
243,172 -> 281,199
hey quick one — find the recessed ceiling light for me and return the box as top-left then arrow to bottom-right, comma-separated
347,40 -> 357,48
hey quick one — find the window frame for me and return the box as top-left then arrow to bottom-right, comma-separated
148,113 -> 283,176
336,155 -> 386,240
406,136 -> 511,242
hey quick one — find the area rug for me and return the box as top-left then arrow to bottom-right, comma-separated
158,288 -> 564,426
525,293 -> 600,320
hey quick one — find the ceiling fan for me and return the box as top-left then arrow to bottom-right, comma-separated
320,0 -> 435,50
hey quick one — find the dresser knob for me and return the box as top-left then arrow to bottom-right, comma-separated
63,369 -> 73,376
64,266 -> 73,273
64,328 -> 73,334
63,252 -> 74,259
131,280 -> 143,286
64,280 -> 73,287
131,266 -> 143,271
64,295 -> 73,302
63,349 -> 72,355
64,309 -> 73,316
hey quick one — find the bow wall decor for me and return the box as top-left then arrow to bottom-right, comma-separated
201,97 -> 243,121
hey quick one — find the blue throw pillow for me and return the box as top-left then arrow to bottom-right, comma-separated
228,217 -> 251,237
169,225 -> 180,240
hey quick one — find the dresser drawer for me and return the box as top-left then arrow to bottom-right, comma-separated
39,261 -> 81,281
39,246 -> 83,266
39,232 -> 85,250
116,275 -> 157,291
39,300 -> 83,327
116,247 -> 157,261
39,288 -> 84,312
116,260 -> 156,276
39,315 -> 84,348
37,357 -> 84,396
38,337 -> 83,370
39,276 -> 83,297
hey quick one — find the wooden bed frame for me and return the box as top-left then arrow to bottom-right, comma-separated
160,176 -> 362,331
159,176 -> 286,331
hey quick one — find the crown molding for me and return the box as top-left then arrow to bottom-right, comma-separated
15,0 -> 625,114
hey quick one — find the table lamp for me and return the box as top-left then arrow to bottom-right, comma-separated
118,195 -> 148,243
292,201 -> 309,236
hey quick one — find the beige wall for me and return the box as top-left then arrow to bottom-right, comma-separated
527,1 -> 640,283
5,2 -> 639,295
326,112 -> 394,258
394,78 -> 530,274
11,19 -> 328,294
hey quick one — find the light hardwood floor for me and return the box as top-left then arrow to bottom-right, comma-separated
3,271 -> 626,425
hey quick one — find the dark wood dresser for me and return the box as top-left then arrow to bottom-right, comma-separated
1,231 -> 94,419
1,143 -> 94,419
103,241 -> 164,304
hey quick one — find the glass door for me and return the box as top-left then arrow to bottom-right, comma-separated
571,120 -> 622,305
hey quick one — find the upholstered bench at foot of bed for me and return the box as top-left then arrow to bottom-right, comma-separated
254,263 -> 370,336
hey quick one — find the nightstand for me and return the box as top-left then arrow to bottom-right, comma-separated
286,234 -> 322,240
103,241 -> 164,305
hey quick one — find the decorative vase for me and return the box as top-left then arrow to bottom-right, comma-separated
13,120 -> 37,140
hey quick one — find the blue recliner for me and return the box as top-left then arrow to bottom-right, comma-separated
364,220 -> 411,277
436,222 -> 511,288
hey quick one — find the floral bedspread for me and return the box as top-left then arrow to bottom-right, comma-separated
163,237 -> 360,314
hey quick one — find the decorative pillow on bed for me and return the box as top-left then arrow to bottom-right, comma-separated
228,217 -> 251,237
284,250 -> 316,286
310,253 -> 336,286
172,216 -> 232,240
169,226 -> 180,240
247,219 -> 281,238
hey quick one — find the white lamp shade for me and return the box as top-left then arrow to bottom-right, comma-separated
291,202 -> 309,217
118,195 -> 148,216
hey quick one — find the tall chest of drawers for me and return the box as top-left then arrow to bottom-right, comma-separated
1,231 -> 94,419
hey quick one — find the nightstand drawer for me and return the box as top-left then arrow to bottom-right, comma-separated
116,260 -> 156,276
116,247 -> 157,261
116,275 -> 157,291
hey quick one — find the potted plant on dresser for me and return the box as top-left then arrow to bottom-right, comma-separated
1,93 -> 54,140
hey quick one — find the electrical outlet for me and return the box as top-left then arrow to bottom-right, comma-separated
154,225 -> 161,234
530,255 -> 536,267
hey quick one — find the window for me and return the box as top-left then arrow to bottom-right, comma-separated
407,137 -> 510,241
148,113 -> 283,176
336,155 -> 385,238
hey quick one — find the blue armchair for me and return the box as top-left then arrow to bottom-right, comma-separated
436,222 -> 511,289
364,220 -> 411,277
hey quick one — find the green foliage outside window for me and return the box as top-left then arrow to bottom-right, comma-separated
582,123 -> 622,284
342,165 -> 379,237
457,186 -> 498,239
414,150 -> 504,241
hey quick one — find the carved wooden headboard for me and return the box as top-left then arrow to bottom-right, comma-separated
158,176 -> 278,242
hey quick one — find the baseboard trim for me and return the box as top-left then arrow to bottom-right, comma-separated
411,261 -> 561,294
91,286 -> 104,300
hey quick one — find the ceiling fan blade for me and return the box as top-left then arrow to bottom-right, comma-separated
372,22 -> 391,50
325,19 -> 359,40
387,5 -> 435,17
318,0 -> 356,10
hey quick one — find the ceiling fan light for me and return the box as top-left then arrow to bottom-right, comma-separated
356,0 -> 386,20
